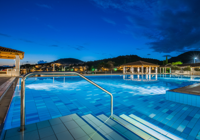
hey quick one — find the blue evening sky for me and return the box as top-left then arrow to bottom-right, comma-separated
1,0 -> 200,65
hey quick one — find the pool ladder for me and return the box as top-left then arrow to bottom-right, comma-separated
20,72 -> 113,131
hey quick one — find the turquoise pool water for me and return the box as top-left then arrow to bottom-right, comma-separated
4,74 -> 200,139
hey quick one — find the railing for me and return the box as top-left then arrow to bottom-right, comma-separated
20,72 -> 113,131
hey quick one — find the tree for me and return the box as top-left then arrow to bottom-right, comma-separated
107,61 -> 115,71
124,59 -> 126,64
91,66 -> 94,71
163,60 -> 166,65
97,62 -> 105,70
172,61 -> 183,66
166,56 -> 168,64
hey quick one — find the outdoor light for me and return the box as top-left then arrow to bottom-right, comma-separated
194,57 -> 197,63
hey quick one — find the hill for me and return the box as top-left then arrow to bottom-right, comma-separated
52,51 -> 200,69
84,55 -> 162,69
169,51 -> 200,64
53,58 -> 83,64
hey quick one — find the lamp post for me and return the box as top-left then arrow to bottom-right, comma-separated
194,57 -> 197,63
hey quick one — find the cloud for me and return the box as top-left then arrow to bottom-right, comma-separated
0,33 -> 11,37
49,45 -> 64,49
50,45 -> 58,47
19,38 -> 33,43
73,45 -> 86,51
163,55 -> 172,57
102,17 -> 116,25
0,33 -> 35,44
36,4 -> 52,9
92,0 -> 200,53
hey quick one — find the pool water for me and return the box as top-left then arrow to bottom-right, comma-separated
4,74 -> 200,139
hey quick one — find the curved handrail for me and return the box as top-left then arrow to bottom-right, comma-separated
20,72 -> 113,131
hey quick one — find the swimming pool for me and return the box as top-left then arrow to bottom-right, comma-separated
4,74 -> 200,139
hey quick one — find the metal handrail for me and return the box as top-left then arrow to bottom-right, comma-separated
20,72 -> 113,131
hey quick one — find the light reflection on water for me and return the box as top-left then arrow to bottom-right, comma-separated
25,74 -> 200,96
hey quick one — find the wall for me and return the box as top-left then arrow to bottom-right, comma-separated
166,91 -> 200,107
171,70 -> 191,75
192,71 -> 200,75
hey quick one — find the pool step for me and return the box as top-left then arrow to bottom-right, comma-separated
82,114 -> 128,140
97,114 -> 144,140
113,114 -> 158,140
120,114 -> 172,140
129,114 -> 183,140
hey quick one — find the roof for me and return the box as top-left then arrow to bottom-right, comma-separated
0,46 -> 24,59
160,64 -> 172,67
121,60 -> 159,67
0,46 -> 24,53
178,63 -> 200,67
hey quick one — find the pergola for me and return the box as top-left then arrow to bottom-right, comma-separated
159,64 -> 172,74
121,61 -> 160,74
0,46 -> 24,76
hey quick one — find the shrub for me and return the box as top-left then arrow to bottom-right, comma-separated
172,61 -> 183,65
194,68 -> 200,71
171,66 -> 181,70
183,66 -> 191,71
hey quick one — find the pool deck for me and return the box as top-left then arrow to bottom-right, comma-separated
171,83 -> 200,95
0,77 -> 17,135
3,114 -> 106,140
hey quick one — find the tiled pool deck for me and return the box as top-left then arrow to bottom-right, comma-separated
2,75 -> 200,140
3,114 -> 106,140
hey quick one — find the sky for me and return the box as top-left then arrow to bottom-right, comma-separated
1,0 -> 200,65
